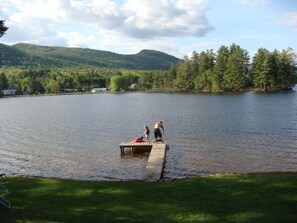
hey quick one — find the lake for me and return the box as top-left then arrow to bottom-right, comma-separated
1,88 -> 297,180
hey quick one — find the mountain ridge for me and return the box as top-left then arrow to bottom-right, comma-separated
0,43 -> 180,70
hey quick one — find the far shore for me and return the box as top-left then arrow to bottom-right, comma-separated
1,86 -> 296,99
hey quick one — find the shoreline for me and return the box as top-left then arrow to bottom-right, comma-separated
1,85 -> 296,99
5,170 -> 297,182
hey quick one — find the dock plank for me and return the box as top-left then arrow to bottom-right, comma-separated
145,143 -> 167,182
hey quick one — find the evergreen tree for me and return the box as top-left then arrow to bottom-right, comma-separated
168,64 -> 177,89
139,72 -> 153,90
198,50 -> 215,74
252,48 -> 270,91
0,73 -> 8,92
223,44 -> 249,91
176,56 -> 195,91
268,50 -> 280,89
195,69 -> 213,91
213,45 -> 229,91
194,50 -> 215,91
278,48 -> 296,90
252,48 -> 296,91
191,51 -> 199,75
0,20 -> 8,37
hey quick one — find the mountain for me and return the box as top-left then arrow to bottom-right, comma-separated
0,43 -> 180,70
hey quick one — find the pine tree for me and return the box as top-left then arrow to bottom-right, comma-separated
223,44 -> 249,91
213,45 -> 229,91
278,48 -> 296,90
0,20 -> 8,37
252,48 -> 270,91
268,50 -> 280,89
176,56 -> 196,91
190,51 -> 199,75
195,50 -> 215,91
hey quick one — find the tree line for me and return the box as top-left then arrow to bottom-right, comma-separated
0,67 -> 129,94
0,44 -> 296,95
110,44 -> 296,92
172,44 -> 296,92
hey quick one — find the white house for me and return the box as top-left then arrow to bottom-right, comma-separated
1,88 -> 17,95
91,88 -> 107,93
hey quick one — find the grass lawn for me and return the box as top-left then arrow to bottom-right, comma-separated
1,172 -> 297,223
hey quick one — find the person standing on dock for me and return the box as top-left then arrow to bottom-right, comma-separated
144,125 -> 150,142
154,121 -> 164,142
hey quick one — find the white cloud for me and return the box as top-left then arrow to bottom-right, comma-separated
58,32 -> 95,48
278,12 -> 297,26
3,17 -> 57,42
0,0 -> 214,56
4,0 -> 73,22
121,0 -> 213,38
1,0 -> 213,40
1,0 -> 295,59
277,11 -> 297,33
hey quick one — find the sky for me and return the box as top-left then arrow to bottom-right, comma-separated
0,0 -> 296,58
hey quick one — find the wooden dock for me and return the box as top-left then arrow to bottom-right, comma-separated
119,142 -> 152,153
145,143 -> 167,182
119,142 -> 168,181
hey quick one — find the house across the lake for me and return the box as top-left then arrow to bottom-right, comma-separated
1,88 -> 17,95
91,88 -> 107,93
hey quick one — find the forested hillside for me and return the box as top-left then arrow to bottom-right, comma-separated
0,43 -> 180,70
0,43 -> 296,95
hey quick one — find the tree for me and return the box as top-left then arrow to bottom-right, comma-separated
176,57 -> 195,91
49,80 -> 60,93
268,50 -> 280,89
278,48 -> 296,90
168,64 -> 178,89
73,73 -> 86,90
57,75 -> 73,89
252,48 -> 296,91
213,46 -> 229,91
223,45 -> 249,91
193,50 -> 216,91
195,69 -> 213,91
139,72 -> 153,90
190,51 -> 199,75
0,20 -> 8,37
252,48 -> 270,91
198,50 -> 215,74
110,75 -> 125,91
0,73 -> 8,92
21,77 -> 34,93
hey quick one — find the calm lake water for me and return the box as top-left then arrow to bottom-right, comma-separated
1,88 -> 297,180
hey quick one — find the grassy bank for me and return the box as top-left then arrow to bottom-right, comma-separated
1,172 -> 297,223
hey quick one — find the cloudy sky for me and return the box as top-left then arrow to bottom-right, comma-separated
1,0 -> 296,58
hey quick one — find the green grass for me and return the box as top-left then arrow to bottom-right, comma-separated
1,172 -> 297,223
